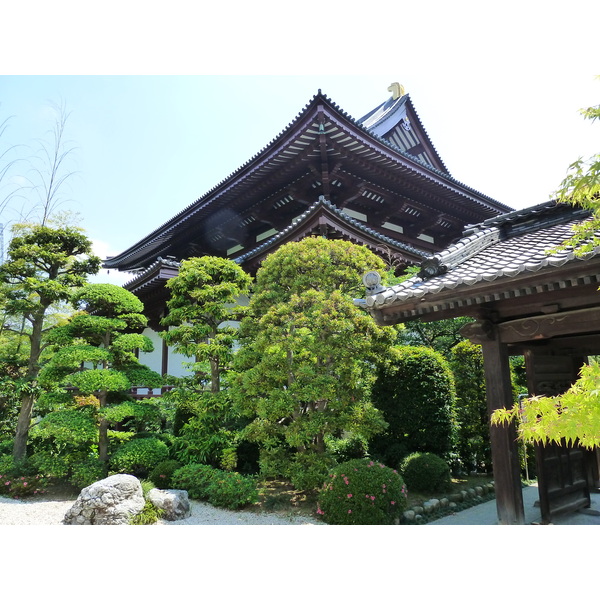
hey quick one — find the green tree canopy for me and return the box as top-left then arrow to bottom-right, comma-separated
248,236 -> 390,315
160,256 -> 252,392
233,237 -> 396,490
0,224 -> 100,460
39,283 -> 161,466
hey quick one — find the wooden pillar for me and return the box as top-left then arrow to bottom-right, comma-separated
162,338 -> 169,376
461,319 -> 525,524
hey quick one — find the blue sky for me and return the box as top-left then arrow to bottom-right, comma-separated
1,2 -> 599,289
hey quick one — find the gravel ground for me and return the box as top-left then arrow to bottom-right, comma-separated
0,495 -> 324,526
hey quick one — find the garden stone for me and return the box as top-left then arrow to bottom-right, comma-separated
403,510 -> 416,522
423,499 -> 440,514
440,497 -> 449,508
148,488 -> 191,521
63,474 -> 145,525
475,486 -> 483,496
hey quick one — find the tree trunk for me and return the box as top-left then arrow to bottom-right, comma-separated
12,393 -> 34,462
98,389 -> 109,470
12,309 -> 46,462
210,358 -> 220,393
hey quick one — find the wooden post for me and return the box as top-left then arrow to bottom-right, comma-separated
461,319 -> 525,524
480,336 -> 525,524
162,338 -> 169,376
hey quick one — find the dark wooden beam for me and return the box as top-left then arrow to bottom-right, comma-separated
497,306 -> 600,344
479,330 -> 526,524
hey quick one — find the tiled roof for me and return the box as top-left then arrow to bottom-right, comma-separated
233,195 -> 432,266
105,90 -> 511,272
122,257 -> 180,292
365,201 -> 598,311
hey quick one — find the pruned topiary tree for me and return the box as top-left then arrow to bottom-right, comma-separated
232,237 -> 397,490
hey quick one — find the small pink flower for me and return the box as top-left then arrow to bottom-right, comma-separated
391,501 -> 396,505
23,482 -> 27,487
370,496 -> 375,501
347,493 -> 352,498
348,510 -> 352,514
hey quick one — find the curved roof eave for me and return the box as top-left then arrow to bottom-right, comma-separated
104,90 -> 511,270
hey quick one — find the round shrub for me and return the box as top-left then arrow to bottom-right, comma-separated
171,463 -> 218,500
401,452 -> 451,494
204,470 -> 258,510
317,458 -> 408,525
149,460 -> 182,489
110,437 -> 170,477
171,463 -> 258,509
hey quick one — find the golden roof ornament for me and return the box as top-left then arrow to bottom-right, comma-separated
387,82 -> 406,100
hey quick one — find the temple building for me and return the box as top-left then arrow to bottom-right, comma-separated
103,83 -> 600,524
104,83 -> 512,375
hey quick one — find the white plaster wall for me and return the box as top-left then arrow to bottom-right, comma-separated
139,328 -> 163,374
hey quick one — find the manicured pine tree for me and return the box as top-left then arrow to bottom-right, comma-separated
0,225 -> 101,461
41,283 -> 162,468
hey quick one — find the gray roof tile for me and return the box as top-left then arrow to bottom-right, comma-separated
366,203 -> 599,310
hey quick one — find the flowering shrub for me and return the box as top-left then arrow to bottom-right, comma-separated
401,452 -> 451,494
317,458 -> 408,525
171,463 -> 258,509
0,473 -> 48,499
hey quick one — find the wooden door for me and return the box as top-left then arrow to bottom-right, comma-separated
525,352 -> 592,522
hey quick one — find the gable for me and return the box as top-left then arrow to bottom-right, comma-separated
357,85 -> 449,174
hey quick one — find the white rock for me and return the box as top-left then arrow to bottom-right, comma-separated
63,474 -> 145,525
147,489 -> 191,521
